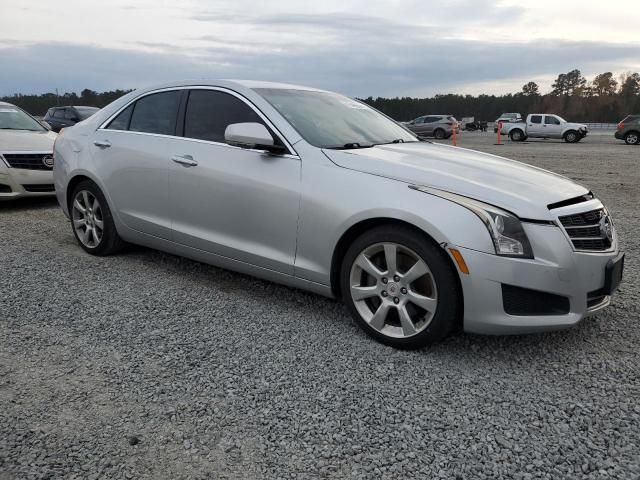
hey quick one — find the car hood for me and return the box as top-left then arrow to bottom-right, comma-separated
0,130 -> 57,152
322,142 -> 588,220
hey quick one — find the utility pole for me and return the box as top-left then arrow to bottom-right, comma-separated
56,88 -> 60,106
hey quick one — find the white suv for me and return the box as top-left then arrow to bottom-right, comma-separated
0,101 -> 57,200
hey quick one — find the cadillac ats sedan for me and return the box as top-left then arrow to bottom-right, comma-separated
53,80 -> 624,348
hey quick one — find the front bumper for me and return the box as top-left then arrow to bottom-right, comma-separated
456,222 -> 621,334
0,161 -> 55,200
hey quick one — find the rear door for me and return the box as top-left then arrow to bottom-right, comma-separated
90,89 -> 182,239
527,115 -> 543,136
167,88 -> 301,274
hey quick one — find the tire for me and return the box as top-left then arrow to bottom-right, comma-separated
69,180 -> 124,255
509,129 -> 525,142
433,128 -> 446,140
339,225 -> 461,349
564,130 -> 579,143
625,131 -> 640,145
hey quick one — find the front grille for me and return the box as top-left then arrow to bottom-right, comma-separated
2,153 -> 54,170
502,284 -> 570,316
22,184 -> 55,192
558,208 -> 613,251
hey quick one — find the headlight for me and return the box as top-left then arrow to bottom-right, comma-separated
410,185 -> 534,258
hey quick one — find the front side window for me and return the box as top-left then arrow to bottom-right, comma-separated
530,115 -> 542,124
53,109 -> 66,119
183,89 -> 270,144
0,106 -> 46,131
65,109 -> 77,120
545,115 -> 561,125
128,91 -> 181,135
255,88 -> 417,148
106,104 -> 134,131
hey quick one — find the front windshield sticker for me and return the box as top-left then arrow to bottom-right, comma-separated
339,99 -> 368,110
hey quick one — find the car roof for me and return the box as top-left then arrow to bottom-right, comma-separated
134,79 -> 328,95
0,101 -> 17,108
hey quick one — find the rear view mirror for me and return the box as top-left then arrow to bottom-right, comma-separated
225,123 -> 287,154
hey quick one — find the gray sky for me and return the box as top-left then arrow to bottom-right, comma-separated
1,0 -> 638,97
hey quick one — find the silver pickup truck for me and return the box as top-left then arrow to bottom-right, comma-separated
502,114 -> 588,143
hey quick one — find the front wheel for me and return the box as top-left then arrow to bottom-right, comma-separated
70,180 -> 124,255
625,131 -> 639,145
340,226 -> 461,349
564,130 -> 580,143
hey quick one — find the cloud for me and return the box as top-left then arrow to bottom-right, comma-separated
0,13 -> 638,98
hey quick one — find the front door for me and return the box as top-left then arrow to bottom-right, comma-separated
168,88 -> 301,274
544,115 -> 563,138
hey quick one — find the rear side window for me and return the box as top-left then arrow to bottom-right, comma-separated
53,109 -> 65,119
128,91 -> 181,135
183,90 -> 267,143
106,104 -> 134,131
530,115 -> 542,124
64,109 -> 76,120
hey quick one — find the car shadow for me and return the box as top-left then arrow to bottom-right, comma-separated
0,197 -> 59,212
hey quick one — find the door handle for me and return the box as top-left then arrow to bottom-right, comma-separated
94,140 -> 111,148
172,155 -> 198,167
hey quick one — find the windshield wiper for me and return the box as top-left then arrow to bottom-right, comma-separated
326,142 -> 374,150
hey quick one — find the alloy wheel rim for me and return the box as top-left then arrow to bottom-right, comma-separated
349,242 -> 438,338
628,134 -> 638,144
72,190 -> 104,248
567,133 -> 577,142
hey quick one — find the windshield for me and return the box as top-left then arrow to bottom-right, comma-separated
75,107 -> 99,120
254,88 -> 417,148
0,107 -> 46,131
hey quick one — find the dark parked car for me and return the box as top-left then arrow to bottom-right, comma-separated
44,106 -> 100,132
404,115 -> 459,139
614,115 -> 640,145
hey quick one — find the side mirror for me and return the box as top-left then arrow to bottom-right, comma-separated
70,116 -> 80,122
224,122 -> 287,154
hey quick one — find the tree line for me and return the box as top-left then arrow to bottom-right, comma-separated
2,69 -> 639,122
362,70 -> 640,123
0,89 -> 133,117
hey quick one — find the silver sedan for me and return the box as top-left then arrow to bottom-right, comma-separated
53,80 -> 623,348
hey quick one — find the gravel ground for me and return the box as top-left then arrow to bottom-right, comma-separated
1,131 -> 639,479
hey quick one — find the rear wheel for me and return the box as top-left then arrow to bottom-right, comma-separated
509,129 -> 525,142
564,130 -> 580,143
340,226 -> 460,349
433,128 -> 446,139
625,131 -> 639,145
70,180 -> 123,255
